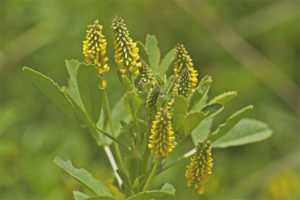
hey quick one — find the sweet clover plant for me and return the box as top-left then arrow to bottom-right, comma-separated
23,16 -> 273,199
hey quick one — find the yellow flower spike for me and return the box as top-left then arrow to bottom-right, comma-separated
83,20 -> 110,76
173,44 -> 198,87
148,108 -> 175,157
185,140 -> 213,195
112,16 -> 141,75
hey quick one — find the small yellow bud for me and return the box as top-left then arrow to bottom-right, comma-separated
101,80 -> 107,88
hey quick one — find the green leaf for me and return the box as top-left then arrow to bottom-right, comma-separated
212,118 -> 273,148
189,75 -> 212,111
121,75 -> 134,91
54,157 -> 112,197
132,175 -> 146,192
127,183 -> 175,200
73,191 -> 89,200
202,103 -> 224,119
209,91 -> 238,105
23,67 -> 74,119
209,105 -> 253,142
146,34 -> 160,73
117,169 -> 131,189
64,90 -> 90,125
192,118 -> 213,145
77,63 -> 103,123
182,111 -> 206,137
66,59 -> 80,87
111,99 -> 130,135
73,191 -> 114,200
159,48 -> 175,77
123,91 -> 141,119
173,95 -> 188,131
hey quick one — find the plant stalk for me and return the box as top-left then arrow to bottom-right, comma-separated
103,145 -> 123,187
103,90 -> 124,170
142,157 -> 160,192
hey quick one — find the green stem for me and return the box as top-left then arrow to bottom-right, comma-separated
157,148 -> 196,175
94,125 -> 131,151
142,157 -> 160,192
103,90 -> 124,170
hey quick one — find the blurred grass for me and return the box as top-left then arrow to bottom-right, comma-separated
0,0 -> 299,199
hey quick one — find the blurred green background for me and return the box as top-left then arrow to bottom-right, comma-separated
1,0 -> 299,199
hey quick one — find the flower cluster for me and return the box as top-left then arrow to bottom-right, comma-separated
83,20 -> 110,76
145,85 -> 161,120
185,140 -> 213,195
173,44 -> 198,88
135,60 -> 153,91
112,16 -> 141,75
148,109 -> 175,157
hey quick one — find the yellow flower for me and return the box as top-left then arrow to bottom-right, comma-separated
148,109 -> 175,157
112,16 -> 141,75
83,20 -> 110,76
185,140 -> 213,195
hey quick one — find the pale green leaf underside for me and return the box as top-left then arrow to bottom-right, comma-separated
212,118 -> 273,148
189,75 -> 212,111
173,95 -> 188,131
146,34 -> 160,73
159,48 -> 175,77
209,91 -> 238,105
23,67 -> 74,119
209,105 -> 253,142
54,157 -> 112,197
127,183 -> 175,200
73,190 -> 114,200
182,111 -> 206,137
77,63 -> 103,123
192,118 -> 213,145
123,91 -> 141,119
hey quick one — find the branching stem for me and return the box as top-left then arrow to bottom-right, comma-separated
103,90 -> 124,170
142,157 -> 160,192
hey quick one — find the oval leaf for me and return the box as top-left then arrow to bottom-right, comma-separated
123,91 -> 141,119
209,105 -> 253,142
77,63 -> 103,123
212,118 -> 273,148
189,75 -> 212,111
192,118 -> 213,145
173,95 -> 188,131
127,183 -> 175,200
54,157 -> 112,197
202,103 -> 224,119
209,91 -> 238,105
159,48 -> 175,77
146,34 -> 160,73
23,67 -> 74,119
182,111 -> 206,137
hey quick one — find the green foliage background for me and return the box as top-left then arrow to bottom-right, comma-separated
0,0 -> 299,199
